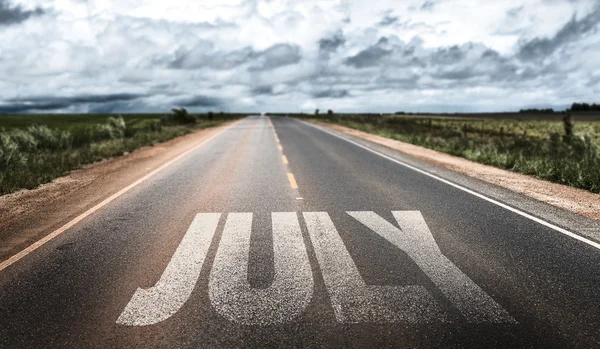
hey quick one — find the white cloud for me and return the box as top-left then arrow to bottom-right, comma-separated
0,0 -> 599,113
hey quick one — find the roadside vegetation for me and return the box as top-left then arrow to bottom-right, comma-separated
296,112 -> 600,194
0,109 -> 241,195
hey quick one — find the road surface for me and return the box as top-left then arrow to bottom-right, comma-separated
1,116 -> 599,348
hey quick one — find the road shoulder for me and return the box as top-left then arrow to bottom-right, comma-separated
303,119 -> 600,243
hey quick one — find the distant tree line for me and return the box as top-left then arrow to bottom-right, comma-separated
164,108 -> 235,124
314,109 -> 335,116
310,103 -> 599,117
570,103 -> 600,112
519,108 -> 555,114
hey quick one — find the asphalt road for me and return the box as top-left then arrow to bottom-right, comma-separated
1,116 -> 599,348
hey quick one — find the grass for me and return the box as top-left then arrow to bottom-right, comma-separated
0,114 -> 160,130
295,114 -> 600,194
0,112 -> 243,196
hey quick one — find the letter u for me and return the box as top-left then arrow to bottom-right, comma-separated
209,212 -> 313,325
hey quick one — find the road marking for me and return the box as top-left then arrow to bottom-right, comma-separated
271,117 -> 297,193
267,115 -> 276,128
304,212 -> 446,323
347,211 -> 515,323
299,120 -> 600,251
287,173 -> 298,189
0,121 -> 240,273
267,116 -> 279,141
117,213 -> 221,326
117,211 -> 514,325
209,213 -> 313,325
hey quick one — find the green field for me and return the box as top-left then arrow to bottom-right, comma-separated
0,112 -> 243,195
294,113 -> 600,194
0,114 -> 161,130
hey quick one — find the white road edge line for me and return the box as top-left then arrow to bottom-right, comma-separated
0,119 -> 243,272
299,119 -> 600,251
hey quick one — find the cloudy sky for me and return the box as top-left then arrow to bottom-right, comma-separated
0,0 -> 599,113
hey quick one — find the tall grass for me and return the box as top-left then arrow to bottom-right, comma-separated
301,114 -> 600,194
0,113 -> 239,195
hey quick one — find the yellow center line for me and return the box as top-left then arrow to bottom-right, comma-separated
269,117 -> 299,193
287,173 -> 298,189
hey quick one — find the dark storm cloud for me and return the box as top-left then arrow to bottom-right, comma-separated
344,38 -> 392,68
506,5 -> 524,18
481,49 -> 501,59
379,14 -> 398,26
171,95 -> 222,108
169,43 -> 301,71
421,1 -> 437,11
319,34 -> 345,51
318,32 -> 345,59
345,47 -> 391,68
430,46 -> 523,82
312,89 -> 350,99
251,85 -> 274,95
430,45 -> 467,65
342,37 -> 425,69
169,46 -> 256,70
87,99 -> 151,114
0,93 -> 146,113
248,44 -> 302,71
374,73 -> 420,88
434,68 -> 479,80
0,101 -> 67,113
518,7 -> 600,60
586,75 -> 600,87
340,37 -> 524,85
214,47 -> 256,70
0,0 -> 45,26
480,49 -> 523,82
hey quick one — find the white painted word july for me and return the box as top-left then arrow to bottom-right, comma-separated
117,212 -> 514,326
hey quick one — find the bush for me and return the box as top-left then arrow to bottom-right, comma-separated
109,116 -> 126,137
146,120 -> 163,132
57,130 -> 73,149
10,129 -> 38,151
170,107 -> 197,124
0,134 -> 26,171
160,114 -> 173,125
94,124 -> 116,140
93,116 -> 127,141
27,125 -> 59,150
